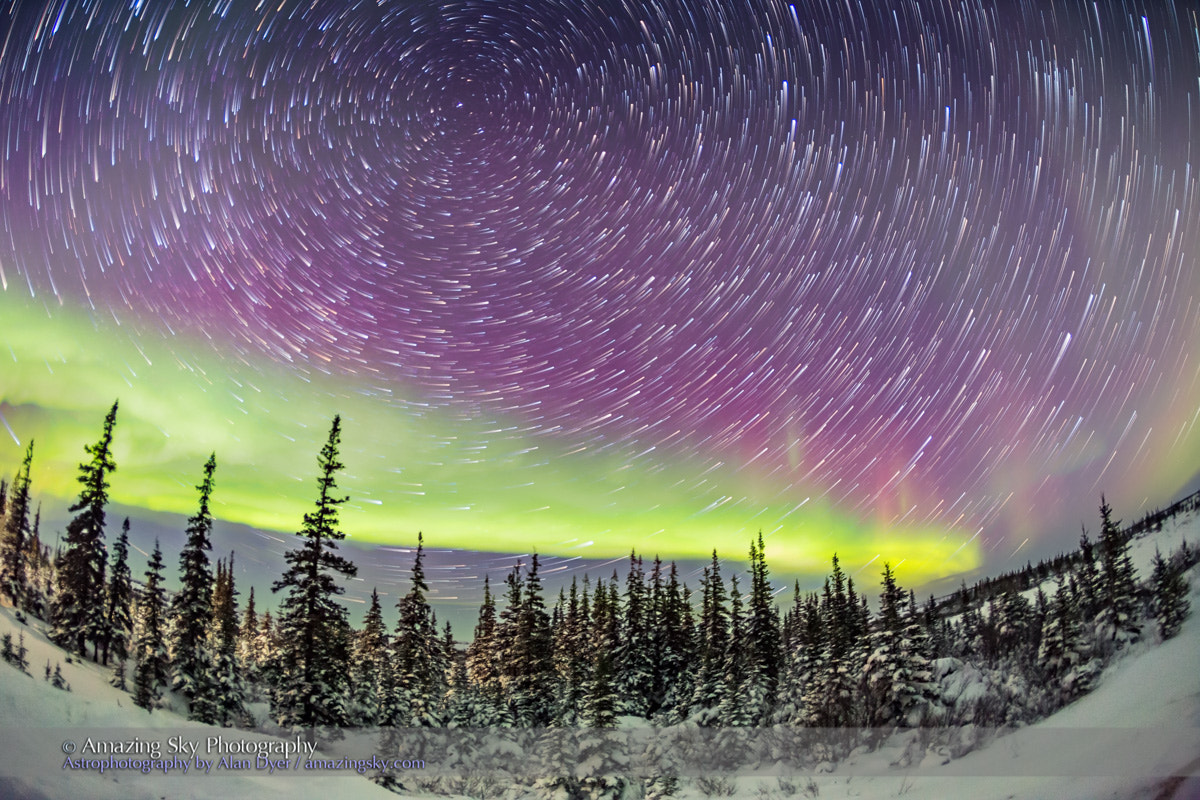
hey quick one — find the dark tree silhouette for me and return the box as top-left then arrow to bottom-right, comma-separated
53,401 -> 118,660
272,415 -> 358,730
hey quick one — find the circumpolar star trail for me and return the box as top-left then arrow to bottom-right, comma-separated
1,0 -> 1199,589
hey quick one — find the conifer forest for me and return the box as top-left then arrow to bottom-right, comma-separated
1,403 -> 1196,798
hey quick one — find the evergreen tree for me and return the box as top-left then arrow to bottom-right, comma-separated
743,533 -> 783,722
716,574 -> 751,726
271,415 -> 359,729
552,578 -> 588,725
133,540 -> 169,711
1037,579 -> 1096,702
804,555 -> 861,726
253,610 -> 282,696
995,587 -> 1035,670
1,440 -> 34,610
385,532 -> 443,726
1095,496 -> 1139,648
441,621 -> 473,726
103,519 -> 134,668
862,563 -> 904,726
689,551 -> 728,721
465,575 -> 507,725
1075,527 -> 1100,619
237,587 -> 259,686
351,588 -> 389,724
53,401 -> 119,659
511,554 -> 554,726
584,579 -> 619,728
206,554 -> 246,725
615,552 -> 654,717
1150,548 -> 1190,640
655,561 -> 695,722
172,454 -> 218,705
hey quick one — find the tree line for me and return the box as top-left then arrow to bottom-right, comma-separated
0,402 -> 1194,740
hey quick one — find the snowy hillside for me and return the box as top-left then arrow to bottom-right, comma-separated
1,509 -> 1197,800
0,606 -> 397,800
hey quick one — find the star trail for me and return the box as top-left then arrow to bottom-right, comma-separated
1,0 -> 1199,591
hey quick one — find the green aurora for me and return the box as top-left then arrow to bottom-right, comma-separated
0,295 -> 981,583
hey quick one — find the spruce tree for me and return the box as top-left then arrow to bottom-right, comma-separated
655,561 -> 695,722
1150,548 -> 1190,640
512,554 -> 554,726
615,552 -> 654,717
1,440 -> 34,610
1038,579 -> 1096,702
862,563 -> 905,726
351,588 -> 389,724
237,587 -> 259,686
1075,527 -> 1100,619
689,551 -> 728,721
53,401 -> 119,659
465,575 -> 506,724
805,555 -> 861,726
254,610 -> 281,696
272,415 -> 359,729
103,519 -> 134,668
716,574 -> 751,726
744,533 -> 783,722
1096,496 -> 1139,648
551,581 -> 587,725
584,579 -> 619,728
206,554 -> 246,725
133,540 -> 169,711
386,532 -> 442,726
172,454 -> 218,706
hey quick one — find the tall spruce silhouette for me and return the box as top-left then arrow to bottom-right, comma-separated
172,454 -> 217,707
272,415 -> 358,729
53,401 -> 118,659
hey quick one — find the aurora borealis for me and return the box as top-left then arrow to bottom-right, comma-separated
1,0 -> 1199,594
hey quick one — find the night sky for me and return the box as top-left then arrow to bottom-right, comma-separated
1,0 -> 1199,610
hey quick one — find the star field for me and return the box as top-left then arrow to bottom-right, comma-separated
2,0 -> 1199,589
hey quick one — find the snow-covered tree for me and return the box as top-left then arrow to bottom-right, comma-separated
132,540 -> 169,711
615,552 -> 654,717
53,401 -> 118,660
552,578 -> 588,725
1150,548 -> 1190,640
204,554 -> 246,725
384,532 -> 443,727
508,554 -> 554,726
716,574 -> 751,726
464,574 -> 507,725
803,555 -> 862,727
1037,579 -> 1096,704
1095,496 -> 1139,648
1,440 -> 34,610
271,415 -> 358,729
742,533 -> 782,723
236,587 -> 259,687
350,588 -> 389,724
103,519 -> 134,671
584,576 -> 620,728
654,561 -> 695,722
689,551 -> 728,722
171,454 -> 218,708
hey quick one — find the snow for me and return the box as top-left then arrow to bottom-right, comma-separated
1,511 -> 1197,800
0,608 -> 399,800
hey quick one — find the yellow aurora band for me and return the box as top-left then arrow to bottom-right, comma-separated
0,295 -> 980,583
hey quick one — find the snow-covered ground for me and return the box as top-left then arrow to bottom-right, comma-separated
1,510 -> 1197,800
0,611 -> 401,799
